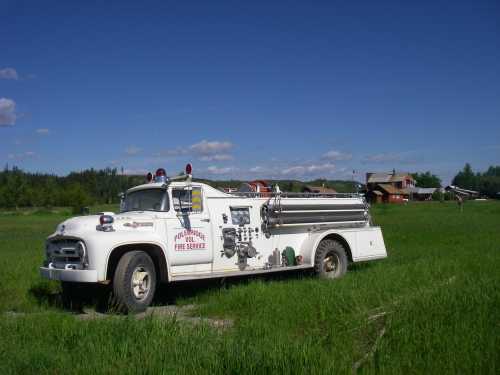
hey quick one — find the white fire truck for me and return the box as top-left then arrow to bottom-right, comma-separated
40,165 -> 387,313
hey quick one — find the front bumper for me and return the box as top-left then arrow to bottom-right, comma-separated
40,266 -> 98,283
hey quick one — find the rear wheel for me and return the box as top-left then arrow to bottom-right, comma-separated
112,251 -> 157,313
314,239 -> 348,279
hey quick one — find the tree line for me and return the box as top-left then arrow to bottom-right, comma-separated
452,163 -> 500,198
0,166 -> 144,212
0,164 -> 498,211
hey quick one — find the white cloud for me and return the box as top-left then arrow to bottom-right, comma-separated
249,166 -> 266,173
123,168 -> 149,175
152,147 -> 188,158
35,128 -> 49,135
0,98 -> 17,126
200,154 -> 233,161
248,163 -> 339,178
190,140 -> 233,156
361,153 -> 402,163
8,151 -> 36,160
206,165 -> 238,175
152,140 -> 235,161
361,151 -> 422,165
125,145 -> 142,156
0,68 -> 18,80
322,150 -> 352,161
282,162 -> 336,177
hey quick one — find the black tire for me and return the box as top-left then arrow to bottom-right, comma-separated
111,251 -> 157,313
314,239 -> 348,279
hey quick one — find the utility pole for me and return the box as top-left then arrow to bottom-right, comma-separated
353,170 -> 357,193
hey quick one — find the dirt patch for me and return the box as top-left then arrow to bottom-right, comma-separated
77,304 -> 233,329
4,305 -> 233,330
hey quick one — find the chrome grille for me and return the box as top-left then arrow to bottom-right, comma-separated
46,239 -> 86,266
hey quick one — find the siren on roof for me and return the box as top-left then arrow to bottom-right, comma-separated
185,163 -> 192,175
154,168 -> 167,183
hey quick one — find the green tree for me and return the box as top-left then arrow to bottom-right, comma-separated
452,163 -> 478,190
451,164 -> 500,198
60,183 -> 92,214
411,171 -> 442,188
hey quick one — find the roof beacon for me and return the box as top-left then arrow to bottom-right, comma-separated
154,168 -> 167,183
185,163 -> 192,175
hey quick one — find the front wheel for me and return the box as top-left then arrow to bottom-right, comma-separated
112,251 -> 157,313
314,239 -> 348,279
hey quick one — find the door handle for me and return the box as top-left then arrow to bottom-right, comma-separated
201,218 -> 210,222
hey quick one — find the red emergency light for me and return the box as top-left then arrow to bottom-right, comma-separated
155,168 -> 166,177
185,163 -> 192,175
154,168 -> 167,183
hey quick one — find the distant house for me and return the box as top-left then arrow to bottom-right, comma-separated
407,187 -> 437,201
366,171 -> 415,190
366,171 -> 415,203
445,185 -> 479,199
302,185 -> 337,194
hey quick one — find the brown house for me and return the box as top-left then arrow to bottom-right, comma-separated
366,171 -> 415,203
302,185 -> 337,195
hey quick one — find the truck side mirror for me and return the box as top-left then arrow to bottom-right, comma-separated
183,186 -> 193,213
118,192 -> 125,212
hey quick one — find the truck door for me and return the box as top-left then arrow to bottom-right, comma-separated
166,185 -> 213,271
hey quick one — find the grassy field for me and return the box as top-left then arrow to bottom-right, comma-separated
0,201 -> 499,374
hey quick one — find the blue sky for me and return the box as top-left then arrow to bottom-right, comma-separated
1,0 -> 499,184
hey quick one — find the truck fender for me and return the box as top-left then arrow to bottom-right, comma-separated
105,241 -> 171,283
302,230 -> 354,266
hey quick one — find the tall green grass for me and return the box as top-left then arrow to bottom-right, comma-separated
0,201 -> 498,374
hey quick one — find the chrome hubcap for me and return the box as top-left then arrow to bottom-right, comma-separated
323,253 -> 339,275
131,266 -> 150,300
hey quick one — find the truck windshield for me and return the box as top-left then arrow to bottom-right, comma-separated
121,189 -> 168,212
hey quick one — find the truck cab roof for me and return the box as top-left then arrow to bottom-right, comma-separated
126,181 -> 230,198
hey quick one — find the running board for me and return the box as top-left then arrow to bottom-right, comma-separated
170,264 -> 313,282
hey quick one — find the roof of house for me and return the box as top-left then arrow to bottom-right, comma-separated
377,184 -> 406,195
408,187 -> 437,195
303,185 -> 337,193
367,172 -> 414,184
367,173 -> 392,183
371,190 -> 383,195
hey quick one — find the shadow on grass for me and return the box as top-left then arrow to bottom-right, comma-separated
29,280 -> 110,313
154,269 -> 314,306
29,280 -> 62,307
348,262 -> 376,273
28,270 -> 315,314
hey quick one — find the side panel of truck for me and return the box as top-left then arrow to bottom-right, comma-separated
207,197 -> 316,272
166,185 -> 213,275
354,227 -> 387,261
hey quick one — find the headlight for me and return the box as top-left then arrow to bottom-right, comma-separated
45,242 -> 51,263
45,241 -> 57,265
45,242 -> 56,258
76,241 -> 86,259
78,241 -> 89,267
